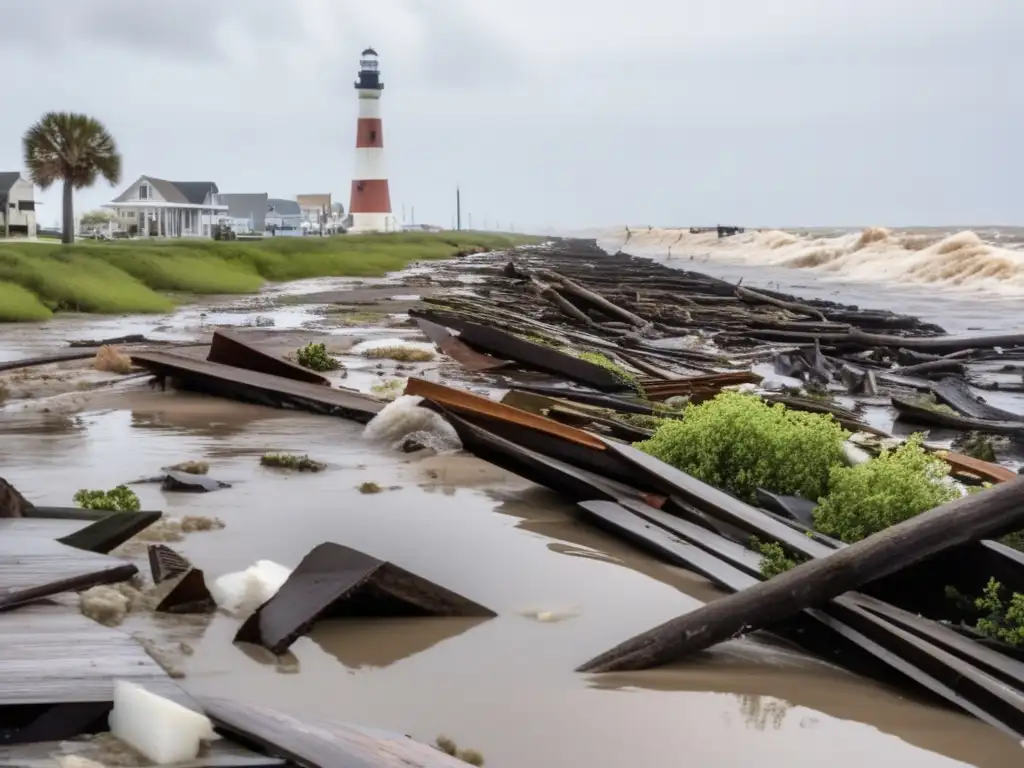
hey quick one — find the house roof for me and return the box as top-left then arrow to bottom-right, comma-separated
268,198 -> 301,216
296,193 -> 331,210
111,176 -> 218,205
0,172 -> 21,193
217,193 -> 268,230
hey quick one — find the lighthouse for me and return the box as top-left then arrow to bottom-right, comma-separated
349,48 -> 394,233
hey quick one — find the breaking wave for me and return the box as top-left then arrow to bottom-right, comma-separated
602,226 -> 1024,296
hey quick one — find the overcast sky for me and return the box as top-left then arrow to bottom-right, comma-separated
1,0 -> 1020,232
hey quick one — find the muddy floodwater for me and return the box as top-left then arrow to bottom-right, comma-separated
3,265 -> 1024,767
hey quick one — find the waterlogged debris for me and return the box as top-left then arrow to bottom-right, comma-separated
295,342 -> 341,373
234,542 -> 496,655
0,476 -> 34,518
362,394 -> 462,453
415,317 -> 510,372
208,329 -> 332,385
210,560 -> 292,617
160,470 -> 231,493
358,481 -> 383,494
148,544 -> 192,584
259,452 -> 326,472
108,680 -> 217,765
58,510 -> 164,554
361,344 -> 437,363
167,460 -> 209,475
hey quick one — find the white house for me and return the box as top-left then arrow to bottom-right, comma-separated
104,176 -> 227,238
215,193 -> 268,235
0,172 -> 37,238
266,198 -> 303,231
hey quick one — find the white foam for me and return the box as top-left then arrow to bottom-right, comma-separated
603,226 -> 1024,297
209,560 -> 292,616
362,394 -> 462,452
108,681 -> 217,764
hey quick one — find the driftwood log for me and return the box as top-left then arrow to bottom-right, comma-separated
578,478 -> 1024,673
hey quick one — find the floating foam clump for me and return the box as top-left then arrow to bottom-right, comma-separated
209,559 -> 292,616
362,394 -> 461,452
108,681 -> 217,764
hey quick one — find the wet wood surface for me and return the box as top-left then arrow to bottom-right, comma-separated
201,696 -> 470,768
0,603 -> 188,705
0,519 -> 137,610
207,328 -> 332,386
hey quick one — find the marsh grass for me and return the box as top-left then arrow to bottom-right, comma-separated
0,232 -> 540,321
361,345 -> 436,362
260,452 -> 327,472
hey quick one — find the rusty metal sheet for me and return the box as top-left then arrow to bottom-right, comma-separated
207,329 -> 331,386
414,318 -> 511,372
404,377 -> 607,451
938,451 -> 1018,485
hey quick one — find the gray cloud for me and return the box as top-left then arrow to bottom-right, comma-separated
1,0 -> 1020,231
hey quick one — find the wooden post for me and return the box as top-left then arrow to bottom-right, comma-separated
578,478 -> 1024,673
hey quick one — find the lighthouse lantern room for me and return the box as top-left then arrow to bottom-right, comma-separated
349,48 -> 395,233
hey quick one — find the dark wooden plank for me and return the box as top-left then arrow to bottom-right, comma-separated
414,318 -> 511,372
200,697 -> 469,768
235,542 -> 494,655
0,735 -> 284,767
129,351 -> 383,423
0,520 -> 138,610
0,479 -> 33,519
58,511 -> 163,554
0,603 -> 189,706
0,350 -> 95,374
207,329 -> 332,386
892,394 -> 1024,436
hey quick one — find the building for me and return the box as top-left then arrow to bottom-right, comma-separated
267,198 -> 303,231
0,172 -> 37,238
349,48 -> 396,233
296,193 -> 332,232
215,193 -> 268,235
105,176 -> 227,237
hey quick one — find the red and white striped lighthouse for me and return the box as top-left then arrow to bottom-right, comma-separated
349,48 -> 394,233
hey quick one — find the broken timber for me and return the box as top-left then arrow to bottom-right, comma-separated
207,329 -> 332,386
234,542 -> 495,655
130,350 -> 383,423
578,478 -> 1024,672
415,317 -> 511,372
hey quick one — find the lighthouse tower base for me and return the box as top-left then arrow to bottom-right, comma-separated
348,212 -> 397,233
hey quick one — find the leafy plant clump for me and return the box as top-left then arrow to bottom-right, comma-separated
435,735 -> 485,766
635,391 -> 848,503
575,351 -> 643,395
358,481 -> 383,494
973,578 -> 1024,646
295,342 -> 340,372
750,537 -> 799,578
259,453 -> 327,472
813,433 -> 959,543
74,485 -> 141,513
361,345 -> 436,363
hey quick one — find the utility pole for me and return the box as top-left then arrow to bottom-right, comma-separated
456,186 -> 462,231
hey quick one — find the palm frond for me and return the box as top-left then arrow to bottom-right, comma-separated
22,111 -> 122,191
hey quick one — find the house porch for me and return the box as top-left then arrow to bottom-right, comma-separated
102,201 -> 228,238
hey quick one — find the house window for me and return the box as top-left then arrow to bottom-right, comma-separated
139,184 -> 149,200
369,129 -> 377,142
17,200 -> 34,212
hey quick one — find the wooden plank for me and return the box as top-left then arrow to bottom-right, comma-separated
414,318 -> 511,372
235,542 -> 495,655
0,603 -> 189,706
0,735 -> 284,767
0,478 -> 33,519
207,329 -> 332,386
0,520 -> 138,610
200,696 -> 470,768
58,511 -> 163,554
129,351 -> 383,423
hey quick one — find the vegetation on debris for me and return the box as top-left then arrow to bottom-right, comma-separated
167,460 -> 209,475
361,344 -> 437,363
972,578 -> 1024,647
23,111 -> 122,245
0,232 -> 539,321
908,393 -> 958,416
953,431 -> 999,463
93,344 -> 133,374
813,434 -> 959,544
636,392 -> 848,503
74,485 -> 141,513
751,537 -> 799,578
358,481 -> 383,494
370,378 -> 406,400
295,342 -> 340,372
259,453 -> 327,472
613,412 -> 670,431
435,735 -> 485,766
575,351 -> 643,394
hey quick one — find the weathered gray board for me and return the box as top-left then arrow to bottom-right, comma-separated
0,603 -> 188,706
0,520 -> 137,610
235,542 -> 495,655
201,697 -> 470,768
129,351 -> 384,423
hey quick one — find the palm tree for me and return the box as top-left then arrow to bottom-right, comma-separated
22,112 -> 122,244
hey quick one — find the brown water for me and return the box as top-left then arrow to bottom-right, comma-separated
2,390 -> 1023,767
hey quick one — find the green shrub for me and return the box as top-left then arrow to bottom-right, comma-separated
750,536 -> 799,578
295,342 -> 339,372
813,434 -> 959,543
73,485 -> 141,512
973,578 -> 1024,646
635,391 -> 848,503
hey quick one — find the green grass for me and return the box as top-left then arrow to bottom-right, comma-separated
0,231 -> 541,321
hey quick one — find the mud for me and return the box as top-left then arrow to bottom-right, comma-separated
2,264 -> 1023,767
